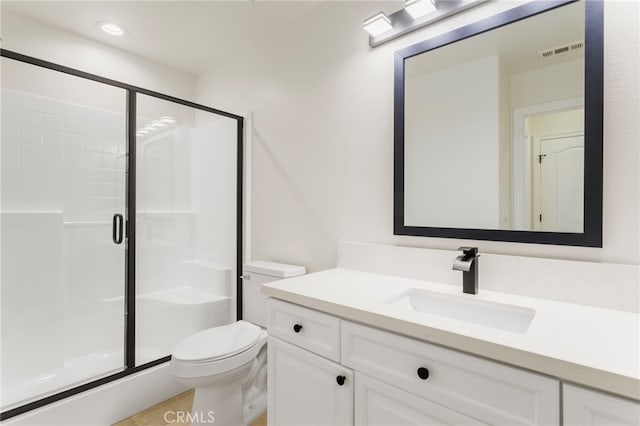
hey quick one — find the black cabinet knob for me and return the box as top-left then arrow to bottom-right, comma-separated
293,324 -> 303,333
417,367 -> 430,380
336,375 -> 346,386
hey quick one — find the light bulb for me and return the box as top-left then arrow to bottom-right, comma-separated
363,12 -> 392,37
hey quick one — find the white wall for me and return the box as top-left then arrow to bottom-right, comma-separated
196,0 -> 639,271
0,11 -> 195,99
405,55 -> 501,229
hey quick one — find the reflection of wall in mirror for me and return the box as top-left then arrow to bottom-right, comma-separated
404,55 -> 503,229
511,59 -> 584,109
499,58 -> 511,230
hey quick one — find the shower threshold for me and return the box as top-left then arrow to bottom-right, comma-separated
1,352 -> 123,412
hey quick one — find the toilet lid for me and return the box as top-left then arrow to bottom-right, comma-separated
172,321 -> 261,363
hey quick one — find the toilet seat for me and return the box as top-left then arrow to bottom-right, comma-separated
173,321 -> 261,363
171,321 -> 268,379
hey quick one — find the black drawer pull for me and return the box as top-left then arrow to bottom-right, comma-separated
336,375 -> 346,386
293,324 -> 303,333
417,367 -> 430,380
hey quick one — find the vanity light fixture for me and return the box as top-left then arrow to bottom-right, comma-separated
363,12 -> 393,37
405,0 -> 437,20
160,116 -> 176,124
365,0 -> 491,47
98,21 -> 126,36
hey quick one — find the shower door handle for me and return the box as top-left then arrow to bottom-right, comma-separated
113,214 -> 124,244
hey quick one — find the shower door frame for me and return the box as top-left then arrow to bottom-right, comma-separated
0,49 -> 245,421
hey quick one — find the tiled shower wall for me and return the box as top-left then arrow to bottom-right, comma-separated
1,88 -> 126,217
0,212 -> 64,383
1,88 -> 127,386
135,128 -> 195,296
137,128 -> 191,213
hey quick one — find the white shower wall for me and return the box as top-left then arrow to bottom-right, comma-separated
134,111 -> 238,294
1,87 -> 127,409
1,89 -> 126,214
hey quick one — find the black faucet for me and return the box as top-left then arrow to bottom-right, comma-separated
452,247 -> 479,294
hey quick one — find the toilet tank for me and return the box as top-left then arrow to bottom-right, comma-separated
242,261 -> 306,327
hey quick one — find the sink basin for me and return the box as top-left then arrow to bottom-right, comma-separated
385,288 -> 535,333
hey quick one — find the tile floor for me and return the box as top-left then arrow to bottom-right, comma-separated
113,390 -> 267,426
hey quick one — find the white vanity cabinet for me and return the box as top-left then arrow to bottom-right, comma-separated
343,320 -> 559,426
354,372 -> 486,425
563,384 -> 640,425
268,338 -> 354,426
267,299 -> 353,426
267,299 -> 561,426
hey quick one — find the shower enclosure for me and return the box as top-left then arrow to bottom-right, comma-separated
0,50 -> 243,420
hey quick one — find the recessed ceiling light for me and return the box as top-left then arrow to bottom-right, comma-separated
98,22 -> 126,36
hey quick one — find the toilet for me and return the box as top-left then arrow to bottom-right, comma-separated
170,261 -> 306,426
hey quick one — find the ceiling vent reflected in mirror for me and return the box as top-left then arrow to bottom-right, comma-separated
538,40 -> 584,59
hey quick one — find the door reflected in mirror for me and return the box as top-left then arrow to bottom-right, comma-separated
403,1 -> 585,232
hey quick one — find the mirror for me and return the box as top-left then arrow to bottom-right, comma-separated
394,0 -> 603,246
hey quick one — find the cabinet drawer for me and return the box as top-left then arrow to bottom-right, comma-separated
267,298 -> 341,362
342,321 -> 559,425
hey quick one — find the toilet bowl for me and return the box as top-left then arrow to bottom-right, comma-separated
170,261 -> 305,426
171,321 -> 268,426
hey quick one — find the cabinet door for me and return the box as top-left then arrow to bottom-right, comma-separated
342,320 -> 559,425
564,384 -> 640,426
355,373 -> 488,426
268,337 -> 353,426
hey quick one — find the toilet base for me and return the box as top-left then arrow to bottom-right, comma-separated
191,383 -> 243,426
182,362 -> 253,426
243,392 -> 267,425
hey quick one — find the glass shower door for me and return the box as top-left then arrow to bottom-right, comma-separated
0,57 -> 128,410
135,94 -> 239,365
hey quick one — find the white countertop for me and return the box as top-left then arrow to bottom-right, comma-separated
262,268 -> 640,400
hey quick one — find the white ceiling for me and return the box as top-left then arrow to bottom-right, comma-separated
1,1 -> 326,76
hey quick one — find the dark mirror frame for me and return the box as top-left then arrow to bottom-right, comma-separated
394,0 -> 603,247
